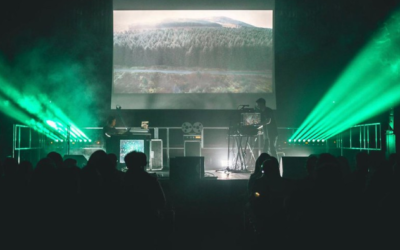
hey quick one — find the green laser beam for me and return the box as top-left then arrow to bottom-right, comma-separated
291,9 -> 400,141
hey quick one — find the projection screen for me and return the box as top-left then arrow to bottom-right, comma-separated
112,10 -> 274,109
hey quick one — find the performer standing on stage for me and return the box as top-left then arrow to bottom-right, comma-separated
103,115 -> 118,155
255,98 -> 278,158
103,115 -> 117,137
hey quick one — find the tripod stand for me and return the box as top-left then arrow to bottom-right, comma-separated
227,133 -> 257,172
218,106 -> 260,173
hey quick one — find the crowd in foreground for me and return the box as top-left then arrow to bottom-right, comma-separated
0,150 -> 167,248
247,151 -> 400,248
0,150 -> 399,249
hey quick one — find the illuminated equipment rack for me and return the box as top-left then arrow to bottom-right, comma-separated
183,134 -> 202,157
13,125 -> 46,164
225,107 -> 261,172
20,123 -> 382,170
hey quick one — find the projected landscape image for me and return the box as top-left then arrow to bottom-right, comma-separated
113,11 -> 273,94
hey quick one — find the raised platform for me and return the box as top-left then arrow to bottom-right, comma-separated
147,169 -> 251,180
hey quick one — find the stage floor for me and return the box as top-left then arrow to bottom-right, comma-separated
147,169 -> 252,180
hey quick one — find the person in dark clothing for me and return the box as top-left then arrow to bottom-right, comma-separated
47,151 -> 65,168
249,157 -> 285,245
103,116 -> 118,153
255,98 -> 278,158
248,153 -> 270,195
122,151 -> 166,211
103,115 -> 117,138
120,151 -> 166,248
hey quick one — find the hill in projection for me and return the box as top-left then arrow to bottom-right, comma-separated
113,17 -> 273,94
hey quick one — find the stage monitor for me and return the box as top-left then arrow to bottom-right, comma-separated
112,10 -> 274,109
119,139 -> 145,163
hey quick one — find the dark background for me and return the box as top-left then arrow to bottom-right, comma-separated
0,0 -> 399,160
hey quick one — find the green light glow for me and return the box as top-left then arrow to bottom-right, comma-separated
292,10 -> 400,141
0,75 -> 90,141
0,95 -> 61,140
46,120 -> 58,129
0,46 -> 95,142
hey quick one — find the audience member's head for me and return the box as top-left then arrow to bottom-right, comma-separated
356,151 -> 369,173
261,157 -> 280,180
63,158 -> 81,179
306,154 -> 318,177
107,153 -> 118,169
19,160 -> 33,177
369,151 -> 387,171
87,150 -> 111,174
47,151 -> 64,168
31,158 -> 57,193
2,157 -> 18,177
124,151 -> 147,170
34,158 -> 56,174
254,153 -> 270,175
317,153 -> 338,168
337,156 -> 351,179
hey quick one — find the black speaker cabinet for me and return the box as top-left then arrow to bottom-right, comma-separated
170,156 -> 205,181
279,156 -> 308,180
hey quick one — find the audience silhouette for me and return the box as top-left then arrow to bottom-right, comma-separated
249,157 -> 285,246
122,151 -> 166,211
1,150 -> 399,249
248,153 -> 270,195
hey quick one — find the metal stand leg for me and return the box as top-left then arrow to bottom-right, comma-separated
229,135 -> 254,172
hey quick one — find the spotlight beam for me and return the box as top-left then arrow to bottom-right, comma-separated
299,72 -> 392,140
291,10 -> 400,141
0,75 -> 90,141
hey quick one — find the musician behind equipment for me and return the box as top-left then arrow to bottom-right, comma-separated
255,98 -> 278,158
104,115 -> 118,138
103,115 -> 130,138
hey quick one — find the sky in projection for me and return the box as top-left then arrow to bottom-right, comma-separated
114,10 -> 273,32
